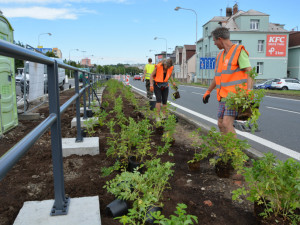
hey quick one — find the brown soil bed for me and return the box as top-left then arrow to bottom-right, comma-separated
0,86 -> 290,225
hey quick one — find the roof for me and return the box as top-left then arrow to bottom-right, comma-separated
240,9 -> 269,16
289,32 -> 300,47
222,9 -> 288,32
184,45 -> 196,51
224,10 -> 245,31
209,16 -> 229,22
268,23 -> 288,32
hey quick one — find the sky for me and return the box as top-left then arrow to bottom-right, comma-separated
0,0 -> 299,65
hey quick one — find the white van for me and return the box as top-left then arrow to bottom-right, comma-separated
20,61 -> 65,93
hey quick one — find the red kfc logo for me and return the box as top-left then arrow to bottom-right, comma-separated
266,35 -> 287,57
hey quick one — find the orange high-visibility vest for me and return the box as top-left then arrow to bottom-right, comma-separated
154,63 -> 174,83
214,44 -> 249,101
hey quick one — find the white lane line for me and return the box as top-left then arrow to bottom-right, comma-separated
265,95 -> 300,102
266,106 -> 300,115
131,85 -> 300,161
192,92 -> 203,95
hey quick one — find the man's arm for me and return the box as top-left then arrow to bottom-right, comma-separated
238,49 -> 252,90
202,77 -> 216,104
244,67 -> 253,90
207,77 -> 216,92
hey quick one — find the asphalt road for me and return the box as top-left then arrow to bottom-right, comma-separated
129,78 -> 300,162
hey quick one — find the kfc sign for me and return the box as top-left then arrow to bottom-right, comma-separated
266,35 -> 287,57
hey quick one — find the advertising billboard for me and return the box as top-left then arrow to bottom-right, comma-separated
266,35 -> 287,57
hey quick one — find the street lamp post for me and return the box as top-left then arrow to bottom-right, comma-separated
69,48 -> 79,78
174,7 -> 198,43
38,32 -> 52,47
154,37 -> 168,59
175,6 -> 198,83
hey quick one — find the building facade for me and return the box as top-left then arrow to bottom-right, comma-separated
52,48 -> 62,58
81,58 -> 92,67
196,4 -> 289,83
288,31 -> 300,80
174,46 -> 183,80
175,45 -> 195,82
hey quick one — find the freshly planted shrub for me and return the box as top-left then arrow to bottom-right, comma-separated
232,153 -> 300,223
152,203 -> 198,225
189,127 -> 249,174
104,159 -> 175,224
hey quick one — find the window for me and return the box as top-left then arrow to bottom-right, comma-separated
205,27 -> 208,37
231,40 -> 242,45
258,40 -> 264,52
256,62 -> 263,74
250,19 -> 259,30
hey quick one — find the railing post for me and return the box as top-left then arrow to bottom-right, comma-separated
88,73 -> 91,109
74,70 -> 83,142
47,60 -> 70,216
83,72 -> 87,119
91,74 -> 94,103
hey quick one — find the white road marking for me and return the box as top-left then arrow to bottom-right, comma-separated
266,106 -> 300,115
192,92 -> 203,95
265,95 -> 300,102
131,85 -> 300,161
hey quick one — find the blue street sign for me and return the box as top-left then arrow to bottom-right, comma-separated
200,57 -> 216,69
200,58 -> 206,69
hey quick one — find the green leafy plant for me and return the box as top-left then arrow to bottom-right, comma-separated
102,117 -> 153,176
189,127 -> 249,174
83,117 -> 98,136
152,203 -> 198,225
157,114 -> 177,156
225,67 -> 265,132
232,153 -> 300,223
104,159 -> 175,224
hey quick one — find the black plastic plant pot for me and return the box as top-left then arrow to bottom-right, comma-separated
86,109 -> 94,118
215,161 -> 233,178
105,199 -> 128,218
128,156 -> 143,173
149,100 -> 156,110
145,206 -> 163,224
173,91 -> 180,99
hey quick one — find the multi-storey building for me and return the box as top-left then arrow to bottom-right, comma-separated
196,4 -> 289,83
288,31 -> 300,79
52,48 -> 62,58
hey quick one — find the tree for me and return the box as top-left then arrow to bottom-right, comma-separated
45,51 -> 57,58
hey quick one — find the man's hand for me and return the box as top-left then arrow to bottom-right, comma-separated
150,85 -> 154,92
142,78 -> 145,82
203,90 -> 211,104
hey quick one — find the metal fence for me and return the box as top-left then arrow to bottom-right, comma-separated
0,39 -> 103,216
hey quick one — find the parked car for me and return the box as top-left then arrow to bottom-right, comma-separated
271,78 -> 300,90
253,79 -> 274,89
133,75 -> 141,80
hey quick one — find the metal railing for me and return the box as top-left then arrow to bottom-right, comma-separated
0,39 -> 102,216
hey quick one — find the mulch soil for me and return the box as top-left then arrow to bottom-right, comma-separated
0,85 -> 294,225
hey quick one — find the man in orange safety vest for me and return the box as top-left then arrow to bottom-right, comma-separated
203,27 -> 253,135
